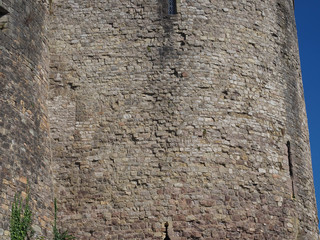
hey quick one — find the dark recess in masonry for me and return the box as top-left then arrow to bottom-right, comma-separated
0,5 -> 9,31
286,141 -> 295,199
168,0 -> 177,14
164,222 -> 171,240
0,6 -> 8,18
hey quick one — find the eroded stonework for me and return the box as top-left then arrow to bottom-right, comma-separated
1,0 -> 319,239
0,0 -> 53,238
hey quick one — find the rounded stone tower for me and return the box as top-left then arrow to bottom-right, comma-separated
43,0 -> 320,239
0,0 -> 53,238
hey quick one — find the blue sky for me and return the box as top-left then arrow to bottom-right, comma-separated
295,1 -> 320,223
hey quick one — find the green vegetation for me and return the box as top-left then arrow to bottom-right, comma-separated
53,199 -> 75,240
10,188 -> 75,240
10,192 -> 33,240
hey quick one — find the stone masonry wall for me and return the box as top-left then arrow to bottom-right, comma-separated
0,0 -> 53,238
47,0 -> 319,239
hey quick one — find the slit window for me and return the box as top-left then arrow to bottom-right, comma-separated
164,222 -> 171,240
0,6 -> 9,31
168,0 -> 177,14
286,141 -> 295,198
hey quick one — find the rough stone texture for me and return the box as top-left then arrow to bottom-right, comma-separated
0,0 -> 319,239
0,0 -> 53,238
48,0 -> 319,239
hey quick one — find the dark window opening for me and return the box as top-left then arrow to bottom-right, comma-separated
0,6 -> 9,31
286,141 -> 293,177
164,222 -> 171,240
168,0 -> 177,14
286,141 -> 295,198
0,6 -> 8,17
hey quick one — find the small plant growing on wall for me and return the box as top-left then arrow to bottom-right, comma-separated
10,191 -> 33,240
53,198 -> 75,240
10,187 -> 75,240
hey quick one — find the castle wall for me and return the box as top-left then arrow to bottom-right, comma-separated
0,0 -> 53,238
48,0 -> 319,239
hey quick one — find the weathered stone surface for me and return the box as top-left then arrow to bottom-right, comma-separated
47,0 -> 319,239
0,0 -> 319,239
0,0 -> 53,239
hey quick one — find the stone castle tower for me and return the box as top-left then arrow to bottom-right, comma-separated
0,0 -> 319,239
